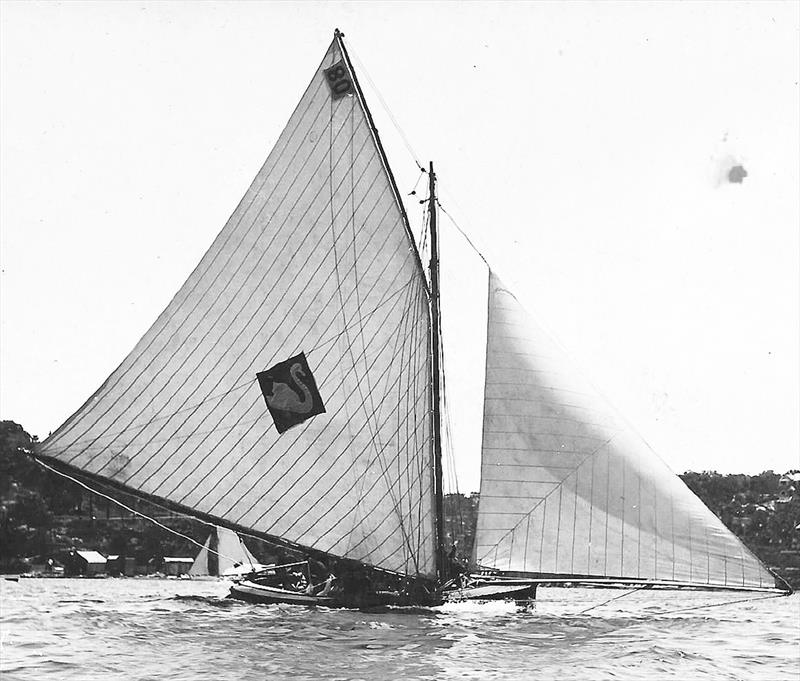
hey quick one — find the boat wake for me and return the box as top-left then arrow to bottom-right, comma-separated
170,594 -> 239,608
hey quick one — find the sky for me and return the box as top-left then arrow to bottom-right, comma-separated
1,1 -> 798,492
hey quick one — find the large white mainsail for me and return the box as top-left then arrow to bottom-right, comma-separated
38,35 -> 436,578
474,271 -> 781,591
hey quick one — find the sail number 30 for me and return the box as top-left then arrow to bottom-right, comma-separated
324,61 -> 353,100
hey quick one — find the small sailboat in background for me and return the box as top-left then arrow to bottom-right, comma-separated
34,29 -> 790,608
189,526 -> 267,579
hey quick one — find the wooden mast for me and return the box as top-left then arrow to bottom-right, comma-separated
428,162 -> 446,582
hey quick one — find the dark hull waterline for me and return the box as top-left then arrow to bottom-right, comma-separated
229,578 -> 538,607
228,579 -> 445,609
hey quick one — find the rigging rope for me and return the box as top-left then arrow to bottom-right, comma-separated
436,199 -> 489,266
438,301 -> 467,553
575,585 -> 787,617
345,41 -> 425,172
34,457 -> 244,568
345,36 -> 492,270
409,167 -> 426,199
575,585 -> 651,615
437,291 -> 460,495
655,592 -> 789,616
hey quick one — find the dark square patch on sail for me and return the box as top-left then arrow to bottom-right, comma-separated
257,353 -> 325,434
324,61 -> 353,100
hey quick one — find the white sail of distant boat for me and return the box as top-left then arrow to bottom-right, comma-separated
189,526 -> 265,578
188,536 -> 214,577
34,30 -> 788,604
472,272 -> 780,591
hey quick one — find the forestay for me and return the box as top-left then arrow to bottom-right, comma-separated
39,37 -> 436,578
474,272 -> 779,590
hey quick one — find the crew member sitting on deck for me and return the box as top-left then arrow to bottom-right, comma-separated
304,574 -> 336,596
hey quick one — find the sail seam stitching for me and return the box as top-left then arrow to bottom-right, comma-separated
198,237 -> 421,516
44,74 -> 333,450
260,288 -> 427,529
325,88 -> 414,560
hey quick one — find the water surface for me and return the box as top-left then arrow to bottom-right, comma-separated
1,578 -> 797,680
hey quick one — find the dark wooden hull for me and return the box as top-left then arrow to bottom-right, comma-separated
228,579 -> 444,609
443,581 -> 538,602
229,580 -> 337,606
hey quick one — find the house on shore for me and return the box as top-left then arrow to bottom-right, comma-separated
162,557 -> 193,576
778,472 -> 800,503
106,555 -> 137,576
64,550 -> 107,576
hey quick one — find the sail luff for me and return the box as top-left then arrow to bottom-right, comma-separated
474,263 -> 495,568
474,271 -> 785,592
334,30 -> 429,295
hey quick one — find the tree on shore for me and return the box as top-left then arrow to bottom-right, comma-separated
2,419 -> 798,583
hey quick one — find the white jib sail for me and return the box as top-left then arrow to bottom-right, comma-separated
216,527 -> 261,575
40,37 -> 435,578
474,271 -> 779,590
189,527 -> 262,577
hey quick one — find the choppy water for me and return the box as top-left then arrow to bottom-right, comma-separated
1,578 -> 797,680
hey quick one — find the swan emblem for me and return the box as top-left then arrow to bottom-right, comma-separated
257,352 -> 325,433
263,362 -> 315,415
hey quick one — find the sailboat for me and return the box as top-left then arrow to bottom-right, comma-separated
35,30 -> 790,608
189,526 -> 267,578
